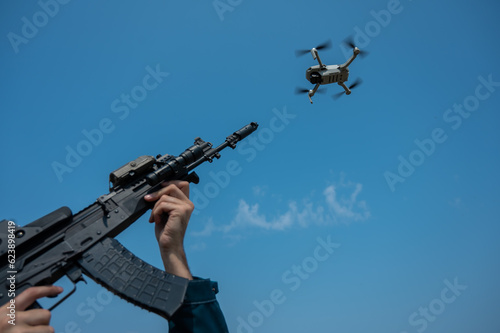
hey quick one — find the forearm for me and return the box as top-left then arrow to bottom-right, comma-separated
161,249 -> 193,280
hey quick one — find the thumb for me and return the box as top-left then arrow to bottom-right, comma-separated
144,193 -> 157,201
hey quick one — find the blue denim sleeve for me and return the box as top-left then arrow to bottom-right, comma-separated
168,277 -> 229,333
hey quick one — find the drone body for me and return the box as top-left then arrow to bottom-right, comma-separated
306,64 -> 347,85
296,39 -> 365,104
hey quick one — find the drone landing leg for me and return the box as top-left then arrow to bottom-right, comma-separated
338,82 -> 351,95
308,83 -> 320,104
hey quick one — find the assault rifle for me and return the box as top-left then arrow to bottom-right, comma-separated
0,122 -> 258,319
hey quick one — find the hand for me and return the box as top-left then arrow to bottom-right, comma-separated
144,181 -> 194,279
0,286 -> 63,333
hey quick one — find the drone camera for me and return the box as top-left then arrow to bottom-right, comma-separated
310,72 -> 321,84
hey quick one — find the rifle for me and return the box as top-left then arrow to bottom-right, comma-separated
0,122 -> 258,319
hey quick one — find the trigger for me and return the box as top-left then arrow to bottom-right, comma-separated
67,265 -> 86,284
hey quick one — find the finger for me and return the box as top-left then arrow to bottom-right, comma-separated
151,195 -> 194,225
150,200 -> 184,224
20,325 -> 55,333
15,286 -> 63,311
17,308 -> 52,326
148,194 -> 185,222
162,180 -> 190,199
161,182 -> 189,200
145,182 -> 189,203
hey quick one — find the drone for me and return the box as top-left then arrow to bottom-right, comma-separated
295,38 -> 367,104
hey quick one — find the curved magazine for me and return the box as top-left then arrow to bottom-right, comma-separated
78,237 -> 188,319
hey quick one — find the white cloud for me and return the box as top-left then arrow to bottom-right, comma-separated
223,200 -> 294,232
323,184 -> 370,222
191,178 -> 370,237
190,218 -> 216,237
188,241 -> 207,252
251,185 -> 267,197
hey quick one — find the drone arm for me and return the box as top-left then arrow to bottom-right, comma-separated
340,47 -> 360,69
311,48 -> 325,68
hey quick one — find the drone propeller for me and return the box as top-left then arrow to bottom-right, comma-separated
295,87 -> 311,94
344,37 -> 369,58
344,36 -> 357,50
315,40 -> 332,51
333,91 -> 346,100
295,87 -> 326,95
295,49 -> 310,57
349,78 -> 363,89
295,40 -> 332,57
332,78 -> 363,99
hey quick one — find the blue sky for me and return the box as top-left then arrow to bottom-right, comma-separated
1,0 -> 500,332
